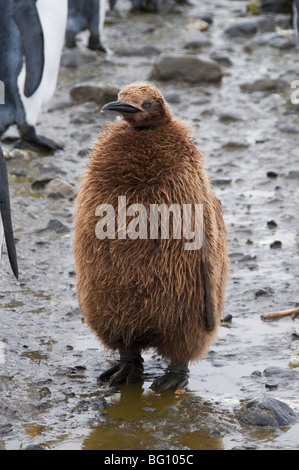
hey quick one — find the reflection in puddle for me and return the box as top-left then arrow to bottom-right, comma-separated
82,382 -> 224,451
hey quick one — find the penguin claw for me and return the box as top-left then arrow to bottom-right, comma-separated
98,358 -> 144,386
150,365 -> 189,391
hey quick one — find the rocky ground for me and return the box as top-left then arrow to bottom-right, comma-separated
0,0 -> 299,450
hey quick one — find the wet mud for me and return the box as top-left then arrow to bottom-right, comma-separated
0,0 -> 299,450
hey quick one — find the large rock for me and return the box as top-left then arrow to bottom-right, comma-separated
150,54 -> 223,83
239,397 -> 296,427
224,19 -> 258,38
70,82 -> 119,106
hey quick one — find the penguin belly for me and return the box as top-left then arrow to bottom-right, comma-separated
17,0 -> 68,129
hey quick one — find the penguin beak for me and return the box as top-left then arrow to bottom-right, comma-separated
101,100 -> 141,114
0,151 -> 18,279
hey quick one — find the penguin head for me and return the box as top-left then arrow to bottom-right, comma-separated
102,82 -> 172,128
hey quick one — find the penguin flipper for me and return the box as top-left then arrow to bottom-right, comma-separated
0,148 -> 18,279
12,0 -> 44,98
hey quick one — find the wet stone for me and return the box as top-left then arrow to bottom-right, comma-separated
150,54 -> 223,83
115,45 -> 161,56
270,240 -> 282,249
239,397 -> 296,428
224,19 -> 258,38
288,170 -> 299,180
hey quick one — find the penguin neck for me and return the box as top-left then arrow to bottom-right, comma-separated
123,110 -> 173,130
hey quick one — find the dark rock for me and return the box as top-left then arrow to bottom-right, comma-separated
0,423 -> 13,435
222,314 -> 233,323
31,177 -> 54,191
209,53 -> 233,67
224,19 -> 258,38
267,220 -> 277,229
288,170 -> 299,180
270,240 -> 282,249
115,45 -> 161,57
256,15 -> 277,32
260,1 -> 293,15
239,397 -> 296,427
184,39 -> 212,51
198,13 -> 213,25
78,147 -> 92,157
269,37 -> 296,49
40,219 -> 71,234
267,171 -> 278,179
229,253 -> 257,263
211,178 -> 232,186
254,287 -> 274,298
263,366 -> 298,380
163,92 -> 182,104
221,141 -> 249,149
150,54 -> 223,83
218,113 -> 243,123
70,82 -> 119,106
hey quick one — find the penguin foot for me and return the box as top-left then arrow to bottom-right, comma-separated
19,126 -> 63,152
98,356 -> 144,386
88,35 -> 107,53
150,363 -> 189,391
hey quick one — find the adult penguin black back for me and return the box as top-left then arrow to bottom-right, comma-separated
0,0 -> 67,151
0,146 -> 18,279
66,0 -> 107,52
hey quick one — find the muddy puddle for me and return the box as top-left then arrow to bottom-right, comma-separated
1,0 -> 299,451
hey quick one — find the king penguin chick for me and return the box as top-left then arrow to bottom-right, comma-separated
73,82 -> 228,391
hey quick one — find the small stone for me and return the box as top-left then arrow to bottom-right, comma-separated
267,171 -> 278,179
150,54 -> 223,84
39,219 -> 71,234
288,170 -> 299,180
115,45 -> 161,57
240,76 -> 288,94
221,141 -> 249,149
267,220 -> 277,229
211,178 -> 232,186
44,178 -> 76,200
186,18 -> 210,32
270,240 -> 282,249
254,287 -> 274,298
224,19 -> 258,38
265,382 -> 278,390
222,314 -> 233,323
184,39 -> 212,51
70,82 -> 119,106
218,113 -> 243,123
269,37 -> 296,49
209,53 -> 233,67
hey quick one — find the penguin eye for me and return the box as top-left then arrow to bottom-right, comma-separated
142,100 -> 153,110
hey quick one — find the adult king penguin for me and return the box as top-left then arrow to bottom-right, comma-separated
74,82 -> 228,391
66,0 -> 107,52
0,147 -> 18,279
0,0 -> 67,151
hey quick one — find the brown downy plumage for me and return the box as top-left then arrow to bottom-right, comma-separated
73,82 -> 228,391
